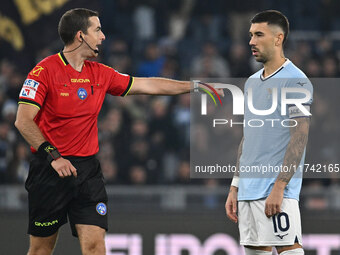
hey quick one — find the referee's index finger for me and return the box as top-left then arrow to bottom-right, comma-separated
70,163 -> 77,177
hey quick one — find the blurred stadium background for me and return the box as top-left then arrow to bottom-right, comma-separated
0,0 -> 340,254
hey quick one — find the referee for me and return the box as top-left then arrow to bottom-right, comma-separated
15,8 -> 221,255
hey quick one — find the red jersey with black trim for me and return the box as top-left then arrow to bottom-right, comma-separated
19,52 -> 133,156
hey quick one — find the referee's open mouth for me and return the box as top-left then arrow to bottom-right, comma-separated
96,44 -> 102,53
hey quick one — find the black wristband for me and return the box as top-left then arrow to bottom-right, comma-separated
38,142 -> 62,164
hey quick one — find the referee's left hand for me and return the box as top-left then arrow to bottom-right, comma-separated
209,83 -> 225,97
51,157 -> 77,178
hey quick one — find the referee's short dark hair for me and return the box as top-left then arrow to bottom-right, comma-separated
58,8 -> 99,45
251,10 -> 289,45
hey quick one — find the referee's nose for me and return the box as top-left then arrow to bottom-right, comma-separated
100,31 -> 105,42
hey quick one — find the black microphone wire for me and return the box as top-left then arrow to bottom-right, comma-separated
63,41 -> 84,53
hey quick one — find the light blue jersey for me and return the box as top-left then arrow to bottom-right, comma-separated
238,59 -> 313,201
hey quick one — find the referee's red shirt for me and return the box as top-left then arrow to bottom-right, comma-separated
18,52 -> 133,156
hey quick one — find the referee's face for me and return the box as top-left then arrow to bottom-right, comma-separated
84,16 -> 106,57
249,22 -> 277,63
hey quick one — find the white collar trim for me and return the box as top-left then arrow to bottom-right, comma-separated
261,59 -> 291,80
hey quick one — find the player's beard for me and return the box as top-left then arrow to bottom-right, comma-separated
255,47 -> 276,64
252,47 -> 268,63
254,52 -> 268,64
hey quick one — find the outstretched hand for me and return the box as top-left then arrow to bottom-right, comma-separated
210,83 -> 225,97
215,87 -> 225,97
197,82 -> 225,97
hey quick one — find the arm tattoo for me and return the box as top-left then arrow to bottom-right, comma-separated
235,137 -> 244,178
278,118 -> 310,184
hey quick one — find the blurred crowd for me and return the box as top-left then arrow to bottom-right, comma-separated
0,0 -> 339,194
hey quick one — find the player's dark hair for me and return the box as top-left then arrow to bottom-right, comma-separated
251,10 -> 289,45
58,8 -> 99,45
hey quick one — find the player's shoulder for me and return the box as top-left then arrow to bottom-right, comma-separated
283,60 -> 308,79
249,68 -> 263,79
245,68 -> 263,88
283,60 -> 313,90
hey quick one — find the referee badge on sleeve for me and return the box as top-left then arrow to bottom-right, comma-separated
96,203 -> 107,215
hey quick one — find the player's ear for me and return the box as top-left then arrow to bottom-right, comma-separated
275,32 -> 284,46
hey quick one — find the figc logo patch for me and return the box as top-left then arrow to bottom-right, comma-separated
77,88 -> 87,100
96,203 -> 107,215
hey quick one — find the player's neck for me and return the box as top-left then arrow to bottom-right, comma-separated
262,53 -> 286,78
62,48 -> 87,72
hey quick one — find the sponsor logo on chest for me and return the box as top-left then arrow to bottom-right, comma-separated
71,78 -> 90,83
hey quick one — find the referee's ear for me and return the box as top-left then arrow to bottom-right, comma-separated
75,31 -> 83,43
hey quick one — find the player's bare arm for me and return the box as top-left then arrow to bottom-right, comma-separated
128,78 -> 224,96
15,104 -> 77,178
226,136 -> 244,223
265,117 -> 310,217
